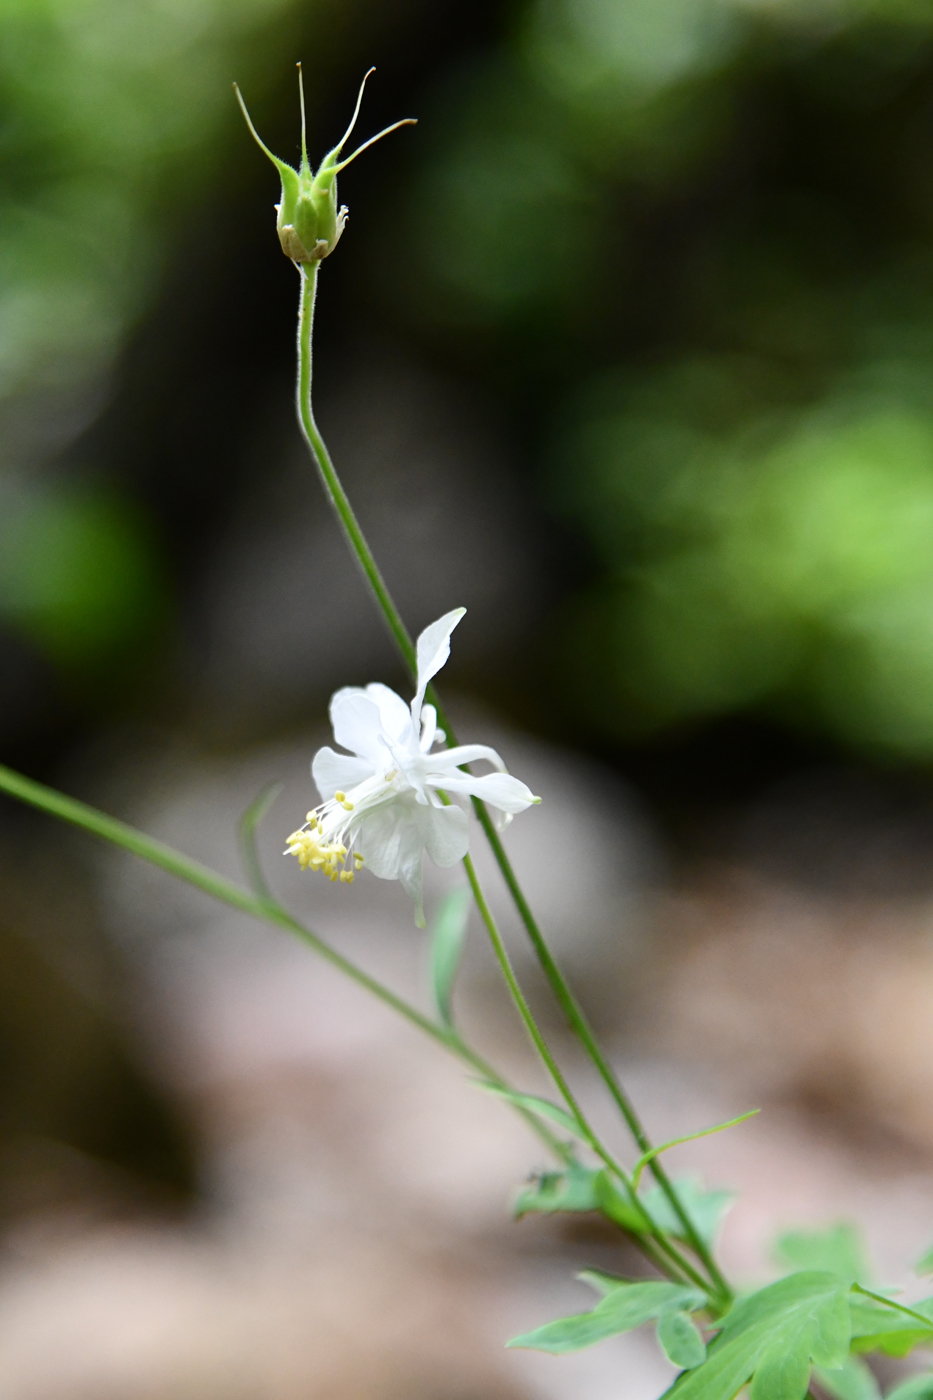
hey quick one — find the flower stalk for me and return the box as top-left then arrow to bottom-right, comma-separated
293,238 -> 731,1306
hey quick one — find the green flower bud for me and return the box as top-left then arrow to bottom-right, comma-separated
234,66 -> 415,264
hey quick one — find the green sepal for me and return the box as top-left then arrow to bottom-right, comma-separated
658,1310 -> 707,1370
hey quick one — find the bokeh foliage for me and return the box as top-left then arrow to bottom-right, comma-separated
399,0 -> 933,758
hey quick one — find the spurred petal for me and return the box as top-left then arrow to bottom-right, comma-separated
411,608 -> 466,724
365,682 -> 414,747
311,746 -> 374,802
422,803 -> 470,868
427,743 -> 506,772
419,703 -> 438,752
329,688 -> 386,763
428,770 -> 539,814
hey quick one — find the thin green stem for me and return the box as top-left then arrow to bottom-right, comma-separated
462,850 -> 710,1294
464,794 -> 731,1301
294,260 -> 730,1303
297,263 -> 415,670
0,761 -> 564,1164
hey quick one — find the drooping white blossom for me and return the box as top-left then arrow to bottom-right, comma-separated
285,608 -> 539,924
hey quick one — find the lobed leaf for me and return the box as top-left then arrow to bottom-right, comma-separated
508,1279 -> 707,1355
664,1271 -> 851,1400
775,1224 -> 871,1285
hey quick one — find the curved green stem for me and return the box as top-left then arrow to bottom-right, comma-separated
295,260 -> 731,1304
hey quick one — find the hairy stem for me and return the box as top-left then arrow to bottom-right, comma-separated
295,260 -> 730,1303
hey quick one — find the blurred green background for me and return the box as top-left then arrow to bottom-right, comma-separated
8,0 -> 933,785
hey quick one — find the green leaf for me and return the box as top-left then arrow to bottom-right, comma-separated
775,1224 -> 870,1285
508,1279 -> 707,1355
429,886 -> 471,1025
640,1177 -> 736,1248
849,1295 -> 933,1358
658,1311 -> 707,1370
514,1163 -> 600,1218
238,781 -> 283,900
813,1355 -> 881,1400
666,1272 -> 851,1400
473,1082 -> 583,1139
886,1374 -> 933,1400
917,1243 -> 933,1277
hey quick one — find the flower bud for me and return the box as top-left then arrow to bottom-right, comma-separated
234,66 -> 415,264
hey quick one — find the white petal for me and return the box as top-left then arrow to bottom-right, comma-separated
311,747 -> 374,802
411,608 -> 466,723
422,803 -> 470,868
355,797 -> 424,880
427,743 -> 506,772
365,683 -> 414,746
419,703 -> 438,752
329,688 -> 386,763
356,798 -> 428,926
427,770 -> 539,814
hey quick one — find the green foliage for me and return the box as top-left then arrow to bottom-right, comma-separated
666,1272 -> 851,1400
917,1243 -> 933,1277
507,1275 -> 707,1355
658,1310 -> 707,1370
813,1355 -> 881,1400
514,1161 -> 600,1217
775,1224 -> 871,1286
640,1178 -> 735,1249
0,487 -> 169,674
849,1295 -> 933,1357
428,887 -> 471,1026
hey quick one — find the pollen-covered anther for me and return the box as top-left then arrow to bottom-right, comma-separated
285,824 -> 351,881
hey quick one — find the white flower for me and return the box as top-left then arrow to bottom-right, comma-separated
285,608 -> 539,924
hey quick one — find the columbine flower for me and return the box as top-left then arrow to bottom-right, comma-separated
285,608 -> 539,924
